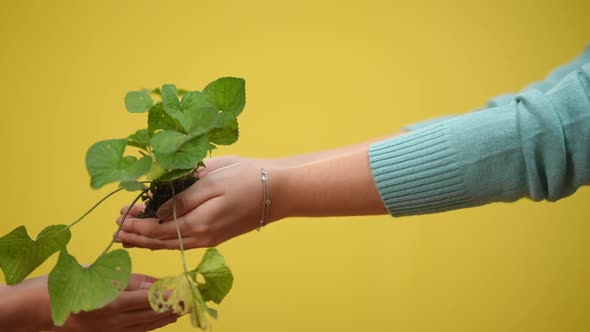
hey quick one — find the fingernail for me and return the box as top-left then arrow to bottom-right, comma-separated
157,207 -> 171,219
140,281 -> 153,289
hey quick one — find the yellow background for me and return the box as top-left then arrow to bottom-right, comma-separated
1,0 -> 589,331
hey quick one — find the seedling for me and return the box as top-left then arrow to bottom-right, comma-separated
0,77 -> 245,330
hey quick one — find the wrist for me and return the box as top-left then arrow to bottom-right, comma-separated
267,167 -> 294,223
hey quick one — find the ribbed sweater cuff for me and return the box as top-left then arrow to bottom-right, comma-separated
369,123 -> 474,217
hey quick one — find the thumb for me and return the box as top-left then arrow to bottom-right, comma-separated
125,273 -> 157,291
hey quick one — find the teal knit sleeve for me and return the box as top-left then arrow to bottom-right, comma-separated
487,44 -> 590,107
369,64 -> 590,216
404,45 -> 590,131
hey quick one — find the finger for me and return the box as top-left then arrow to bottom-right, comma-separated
116,208 -> 146,226
118,217 -> 189,240
119,204 -> 146,217
113,289 -> 151,311
127,313 -> 180,332
161,198 -> 226,248
116,231 -> 196,250
156,177 -> 222,220
125,273 -> 157,291
121,309 -> 176,326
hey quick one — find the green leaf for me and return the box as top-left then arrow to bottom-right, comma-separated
160,88 -> 219,135
0,225 -> 71,285
209,118 -> 239,145
191,248 -> 233,304
154,135 -> 209,170
149,274 -> 209,329
157,169 -> 194,182
86,139 -> 126,188
125,91 -> 154,113
180,91 -> 219,135
203,77 -> 245,124
121,156 -> 152,182
86,139 -> 152,189
147,103 -> 183,136
48,249 -> 131,326
150,130 -> 188,155
207,307 -> 218,320
161,84 -> 181,115
145,161 -> 167,180
120,181 -> 145,191
208,143 -> 217,156
127,129 -> 150,150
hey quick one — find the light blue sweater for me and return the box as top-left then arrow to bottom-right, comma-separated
369,46 -> 590,216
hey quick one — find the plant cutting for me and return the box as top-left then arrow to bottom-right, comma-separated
0,77 -> 245,330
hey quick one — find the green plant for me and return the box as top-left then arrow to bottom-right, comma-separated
0,77 -> 245,330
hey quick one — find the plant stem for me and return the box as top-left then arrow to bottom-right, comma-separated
170,184 -> 201,326
100,187 -> 149,257
170,185 -> 189,274
67,187 -> 126,229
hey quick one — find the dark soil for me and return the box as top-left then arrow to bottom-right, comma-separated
139,176 -> 198,219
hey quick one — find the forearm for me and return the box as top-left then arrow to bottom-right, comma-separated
272,147 -> 388,220
270,131 -> 407,168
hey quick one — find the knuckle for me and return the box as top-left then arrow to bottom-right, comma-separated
153,238 -> 164,249
196,236 -> 215,248
195,177 -> 212,192
209,238 -> 222,247
183,238 -> 196,249
123,220 -> 135,232
123,232 -> 136,243
176,196 -> 188,212
109,300 -> 121,312
191,222 -> 210,235
145,222 -> 160,238
116,231 -> 128,242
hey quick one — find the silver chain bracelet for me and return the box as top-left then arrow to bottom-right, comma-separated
258,168 -> 271,231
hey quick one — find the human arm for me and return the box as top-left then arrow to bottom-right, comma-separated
114,64 -> 590,249
371,63 -> 590,216
198,131 -> 407,171
0,274 -> 178,332
113,132 -> 404,249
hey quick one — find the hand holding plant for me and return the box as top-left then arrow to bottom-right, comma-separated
0,273 -> 179,332
115,159 -> 279,250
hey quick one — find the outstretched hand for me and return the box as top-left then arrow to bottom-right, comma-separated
55,273 -> 179,332
0,273 -> 179,332
115,156 -> 274,250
